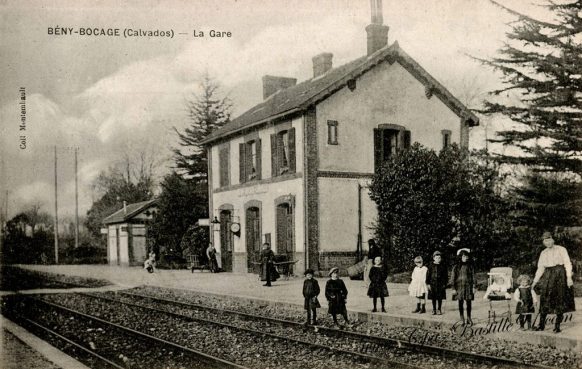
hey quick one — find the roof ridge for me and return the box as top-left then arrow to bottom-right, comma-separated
202,40 -> 477,145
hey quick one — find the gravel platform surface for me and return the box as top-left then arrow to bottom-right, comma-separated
1,329 -> 60,369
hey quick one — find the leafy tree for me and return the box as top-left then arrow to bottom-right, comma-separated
478,0 -> 582,176
369,144 -> 510,272
2,212 -> 54,264
173,74 -> 232,181
85,165 -> 153,239
147,172 -> 208,263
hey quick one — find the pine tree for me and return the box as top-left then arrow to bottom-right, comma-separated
479,0 -> 582,176
173,74 -> 232,181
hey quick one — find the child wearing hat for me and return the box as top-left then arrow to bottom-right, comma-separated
302,269 -> 321,325
325,267 -> 350,327
426,251 -> 448,315
368,256 -> 389,312
408,256 -> 428,313
451,248 -> 475,325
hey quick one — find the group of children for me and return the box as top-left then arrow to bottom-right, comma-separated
303,248 -> 537,330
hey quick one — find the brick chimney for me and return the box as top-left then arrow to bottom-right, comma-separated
366,0 -> 389,56
312,53 -> 333,78
262,75 -> 297,100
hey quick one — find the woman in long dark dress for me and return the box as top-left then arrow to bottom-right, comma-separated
451,249 -> 475,325
206,243 -> 219,273
426,250 -> 448,315
532,231 -> 575,333
368,256 -> 389,312
325,267 -> 350,327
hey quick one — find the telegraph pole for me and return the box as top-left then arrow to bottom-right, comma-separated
75,147 -> 79,249
54,146 -> 59,264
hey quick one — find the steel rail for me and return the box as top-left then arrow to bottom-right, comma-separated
21,317 -> 126,369
77,292 -> 421,369
26,296 -> 250,369
115,290 -> 555,369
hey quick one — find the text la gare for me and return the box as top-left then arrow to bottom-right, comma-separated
193,29 -> 232,38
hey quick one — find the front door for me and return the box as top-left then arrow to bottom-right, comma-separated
246,207 -> 261,273
276,203 -> 294,273
220,210 -> 233,272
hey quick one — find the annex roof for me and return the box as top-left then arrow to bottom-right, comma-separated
202,42 -> 479,145
102,199 -> 157,225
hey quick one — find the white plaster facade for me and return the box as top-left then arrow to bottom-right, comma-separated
206,43 -> 477,275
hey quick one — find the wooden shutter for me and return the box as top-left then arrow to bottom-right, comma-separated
288,128 -> 296,173
256,139 -> 262,180
403,130 -> 411,150
219,148 -> 227,187
270,134 -> 278,178
373,128 -> 382,173
239,143 -> 246,183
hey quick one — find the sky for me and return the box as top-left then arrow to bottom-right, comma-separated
0,0 -> 551,220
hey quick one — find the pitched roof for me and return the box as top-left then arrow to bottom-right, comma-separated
202,42 -> 479,145
102,199 -> 157,225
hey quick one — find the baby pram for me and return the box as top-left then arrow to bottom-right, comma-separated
484,267 -> 513,323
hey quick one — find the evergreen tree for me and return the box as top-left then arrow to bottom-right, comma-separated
173,74 -> 232,181
478,0 -> 582,176
147,172 -> 208,261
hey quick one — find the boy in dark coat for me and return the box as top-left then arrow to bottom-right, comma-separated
303,269 -> 321,325
426,250 -> 448,315
325,267 -> 350,327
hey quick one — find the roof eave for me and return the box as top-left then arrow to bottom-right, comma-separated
201,107 -> 303,146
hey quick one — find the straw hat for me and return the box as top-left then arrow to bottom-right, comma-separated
328,267 -> 339,277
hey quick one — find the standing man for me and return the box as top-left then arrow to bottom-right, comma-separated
260,242 -> 279,287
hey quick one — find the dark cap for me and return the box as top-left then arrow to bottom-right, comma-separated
304,268 -> 315,276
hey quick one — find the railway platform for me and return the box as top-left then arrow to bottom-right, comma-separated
14,264 -> 582,353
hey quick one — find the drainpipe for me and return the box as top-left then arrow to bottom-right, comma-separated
357,183 -> 362,261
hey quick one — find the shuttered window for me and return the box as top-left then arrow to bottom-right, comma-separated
270,127 -> 296,177
240,139 -> 262,183
218,146 -> 230,187
441,130 -> 451,149
374,127 -> 411,172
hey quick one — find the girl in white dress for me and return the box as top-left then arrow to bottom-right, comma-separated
408,256 -> 428,313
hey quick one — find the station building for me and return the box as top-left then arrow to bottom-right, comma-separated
103,199 -> 157,267
202,5 -> 479,275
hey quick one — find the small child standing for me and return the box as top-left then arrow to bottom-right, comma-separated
302,268 -> 321,325
426,251 -> 447,315
325,267 -> 350,327
367,257 -> 389,312
408,256 -> 428,313
451,249 -> 475,326
514,274 -> 537,330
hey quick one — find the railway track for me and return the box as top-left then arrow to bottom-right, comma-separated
62,291 -> 539,369
103,290 -> 554,369
3,296 -> 249,369
41,292 -> 414,369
